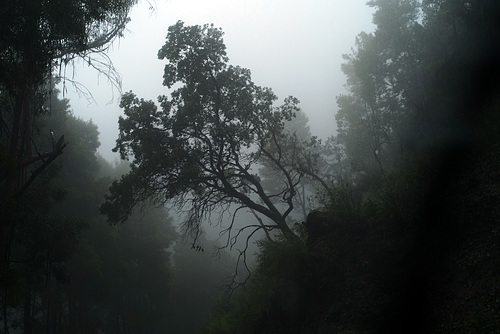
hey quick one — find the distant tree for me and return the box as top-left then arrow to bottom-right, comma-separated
101,21 -> 306,276
328,0 -> 500,331
336,0 -> 500,177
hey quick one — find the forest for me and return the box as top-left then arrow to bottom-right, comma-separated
1,0 -> 500,333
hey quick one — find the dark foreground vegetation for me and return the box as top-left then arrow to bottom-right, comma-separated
200,1 -> 500,332
1,0 -> 500,333
203,146 -> 500,333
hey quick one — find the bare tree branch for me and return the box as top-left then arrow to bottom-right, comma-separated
13,141 -> 68,199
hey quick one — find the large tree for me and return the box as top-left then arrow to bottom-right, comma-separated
336,0 -> 500,177
101,21 -> 305,253
335,0 -> 424,177
0,0 -> 138,196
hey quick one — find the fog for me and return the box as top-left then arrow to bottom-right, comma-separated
62,0 -> 374,161
57,0 -> 375,295
58,1 -> 375,322
4,0 -> 497,332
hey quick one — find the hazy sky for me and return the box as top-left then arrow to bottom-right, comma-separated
62,0 -> 375,161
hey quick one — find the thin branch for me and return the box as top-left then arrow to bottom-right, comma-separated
221,224 -> 276,295
13,142 -> 68,199
217,205 -> 246,250
249,208 -> 274,242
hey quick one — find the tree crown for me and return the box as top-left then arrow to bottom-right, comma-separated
102,22 -> 303,249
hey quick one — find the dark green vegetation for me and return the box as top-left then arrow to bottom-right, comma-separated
2,0 -> 500,333
201,0 -> 500,332
0,86 -> 178,332
0,83 -> 232,332
0,0 -> 138,270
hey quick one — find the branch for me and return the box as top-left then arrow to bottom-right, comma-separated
249,208 -> 274,242
299,167 -> 334,199
205,64 -> 222,113
55,15 -> 130,60
217,205 -> 246,250
259,133 -> 298,218
19,150 -> 54,169
13,142 -> 68,199
221,224 -> 277,295
224,144 -> 288,228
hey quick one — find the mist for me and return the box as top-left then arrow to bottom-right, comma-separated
62,0 -> 375,161
2,0 -> 499,333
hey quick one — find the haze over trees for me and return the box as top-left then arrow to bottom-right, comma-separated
1,0 -> 499,333
100,21 -> 329,267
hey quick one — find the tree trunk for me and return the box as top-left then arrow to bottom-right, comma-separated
3,285 -> 9,334
23,289 -> 32,334
1,91 -> 29,270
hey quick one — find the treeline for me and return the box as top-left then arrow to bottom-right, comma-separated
202,0 -> 500,333
0,88 -> 173,333
0,2 -> 232,333
0,87 -> 232,333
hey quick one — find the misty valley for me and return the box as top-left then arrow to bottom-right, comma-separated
1,0 -> 499,333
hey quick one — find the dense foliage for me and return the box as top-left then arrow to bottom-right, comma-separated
202,0 -> 500,332
101,21 -> 317,251
0,0 -> 138,274
0,89 -> 180,333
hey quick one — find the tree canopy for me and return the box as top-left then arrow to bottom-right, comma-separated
0,0 -> 139,271
0,85 -> 178,333
0,0 -> 136,91
0,0 -> 138,202
101,21 -> 308,253
1,0 -> 498,332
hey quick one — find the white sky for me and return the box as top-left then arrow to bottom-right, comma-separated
62,0 -> 375,161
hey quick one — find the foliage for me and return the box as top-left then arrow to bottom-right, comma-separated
0,0 -> 497,332
0,0 -> 139,275
0,0 -> 137,197
0,0 -> 136,91
0,88 -> 178,333
202,235 -> 307,334
67,205 -> 176,334
204,0 -> 500,332
101,21 -> 308,252
328,1 -> 500,331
